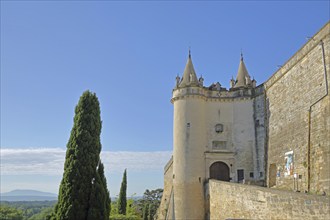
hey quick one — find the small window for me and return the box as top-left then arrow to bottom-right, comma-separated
250,172 -> 254,178
260,172 -> 263,178
187,123 -> 190,128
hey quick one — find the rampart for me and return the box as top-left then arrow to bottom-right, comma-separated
209,180 -> 330,220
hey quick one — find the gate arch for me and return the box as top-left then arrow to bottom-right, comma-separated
209,161 -> 230,181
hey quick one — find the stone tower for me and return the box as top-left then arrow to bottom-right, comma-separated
171,51 -> 206,219
158,51 -> 265,220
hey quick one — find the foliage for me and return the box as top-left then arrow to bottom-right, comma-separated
118,169 -> 127,215
142,203 -> 149,220
0,201 -> 56,220
28,207 -> 54,220
110,200 -> 119,216
109,188 -> 162,220
87,163 -> 111,220
110,214 -> 140,220
110,199 -> 140,220
54,91 -> 110,220
148,204 -> 155,220
137,189 -> 163,220
0,205 -> 23,220
126,198 -> 139,217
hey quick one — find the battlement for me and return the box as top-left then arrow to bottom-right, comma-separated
171,84 -> 263,103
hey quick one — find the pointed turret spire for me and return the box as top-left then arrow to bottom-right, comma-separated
178,50 -> 199,87
233,53 -> 252,88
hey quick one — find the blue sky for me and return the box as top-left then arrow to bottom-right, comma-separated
1,1 -> 329,196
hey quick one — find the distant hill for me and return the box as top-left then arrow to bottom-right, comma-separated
0,189 -> 143,202
0,189 -> 57,201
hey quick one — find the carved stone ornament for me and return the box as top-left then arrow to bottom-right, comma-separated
215,124 -> 223,133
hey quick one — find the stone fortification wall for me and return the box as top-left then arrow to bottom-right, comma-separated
265,22 -> 330,194
253,85 -> 266,181
209,180 -> 330,220
156,157 -> 173,219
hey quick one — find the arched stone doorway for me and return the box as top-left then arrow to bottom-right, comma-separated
209,161 -> 230,181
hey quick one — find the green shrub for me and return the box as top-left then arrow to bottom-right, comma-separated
110,214 -> 141,220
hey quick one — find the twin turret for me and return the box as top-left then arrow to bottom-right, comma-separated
170,51 -> 260,219
174,51 -> 257,91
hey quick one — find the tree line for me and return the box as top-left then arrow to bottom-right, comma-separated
0,187 -> 163,220
0,201 -> 55,220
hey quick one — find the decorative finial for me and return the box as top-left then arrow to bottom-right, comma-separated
240,49 -> 243,61
176,74 -> 181,87
189,47 -> 191,58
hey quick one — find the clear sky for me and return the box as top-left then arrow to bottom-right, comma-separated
1,1 -> 329,196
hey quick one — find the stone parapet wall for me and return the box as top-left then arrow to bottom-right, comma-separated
164,156 -> 173,174
209,180 -> 330,220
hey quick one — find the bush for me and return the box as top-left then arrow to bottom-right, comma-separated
0,205 -> 24,220
110,214 -> 141,220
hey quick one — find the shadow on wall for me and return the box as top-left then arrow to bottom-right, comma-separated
265,97 -> 270,187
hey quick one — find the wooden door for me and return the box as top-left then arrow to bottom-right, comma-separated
210,162 -> 230,181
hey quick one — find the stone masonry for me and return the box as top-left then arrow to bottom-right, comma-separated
209,180 -> 330,220
265,22 -> 330,195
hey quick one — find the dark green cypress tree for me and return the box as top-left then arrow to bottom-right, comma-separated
142,203 -> 149,220
148,203 -> 154,220
54,91 -> 110,220
99,163 -> 111,216
87,162 -> 111,220
117,169 -> 127,215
